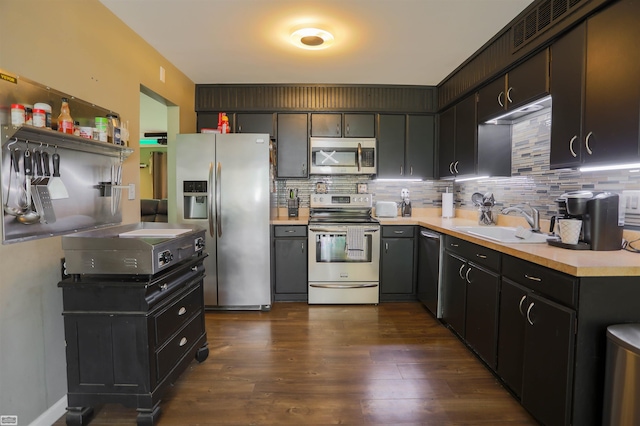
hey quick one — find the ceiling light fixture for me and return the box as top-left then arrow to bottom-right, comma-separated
290,28 -> 334,50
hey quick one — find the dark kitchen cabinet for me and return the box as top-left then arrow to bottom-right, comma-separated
442,236 -> 500,368
441,250 -> 467,336
438,94 -> 476,178
477,49 -> 549,123
276,113 -> 308,178
380,226 -> 416,301
311,113 -> 375,137
550,0 -> 640,169
378,114 -> 435,179
236,113 -> 275,138
273,226 -> 308,301
377,114 -> 406,178
500,256 -> 576,426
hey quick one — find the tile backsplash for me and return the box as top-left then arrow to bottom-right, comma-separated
276,108 -> 640,226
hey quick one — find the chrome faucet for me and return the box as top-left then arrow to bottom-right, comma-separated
501,204 -> 540,232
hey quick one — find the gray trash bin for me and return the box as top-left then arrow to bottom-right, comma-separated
602,324 -> 640,426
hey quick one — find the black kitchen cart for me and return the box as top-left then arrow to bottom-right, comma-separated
58,253 -> 209,426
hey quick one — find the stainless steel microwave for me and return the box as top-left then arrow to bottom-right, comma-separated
309,137 -> 376,175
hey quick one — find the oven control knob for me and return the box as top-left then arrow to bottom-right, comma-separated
319,196 -> 324,202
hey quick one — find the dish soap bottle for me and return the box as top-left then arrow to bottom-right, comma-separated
57,98 -> 74,134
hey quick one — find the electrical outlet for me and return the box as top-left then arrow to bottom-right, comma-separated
128,183 -> 135,200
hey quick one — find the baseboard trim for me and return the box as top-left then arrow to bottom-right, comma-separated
29,395 -> 67,426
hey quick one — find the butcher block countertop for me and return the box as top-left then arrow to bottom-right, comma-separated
271,207 -> 640,278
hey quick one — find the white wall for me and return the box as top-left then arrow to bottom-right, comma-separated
0,1 -> 196,423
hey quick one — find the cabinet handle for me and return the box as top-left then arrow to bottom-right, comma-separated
238,125 -> 242,132
302,163 -> 306,174
160,283 -> 168,290
346,124 -> 350,135
524,274 -> 541,282
476,253 -> 487,259
336,124 -> 340,135
449,162 -> 454,174
393,230 -> 404,234
458,264 -> 466,280
526,302 -> 535,326
506,87 -> 513,104
178,307 -> 187,316
301,242 -> 304,253
569,136 -> 578,158
465,267 -> 472,284
585,131 -> 593,155
400,165 -> 403,176
450,243 -> 459,247
410,166 -> 413,176
498,91 -> 505,107
518,295 -> 527,317
453,161 -> 459,174
179,337 -> 188,347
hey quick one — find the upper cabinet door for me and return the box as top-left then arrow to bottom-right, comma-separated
276,113 -> 308,178
438,106 -> 456,178
454,94 -> 477,176
550,23 -> 586,169
310,113 -> 341,137
236,113 -> 275,138
477,78 -> 507,124
405,115 -> 435,179
344,114 -> 375,137
583,0 -> 640,165
377,114 -> 406,179
505,49 -> 549,112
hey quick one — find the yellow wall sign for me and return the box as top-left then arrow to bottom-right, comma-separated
0,73 -> 17,84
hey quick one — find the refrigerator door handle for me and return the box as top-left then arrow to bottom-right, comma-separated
216,161 -> 222,238
208,162 -> 214,238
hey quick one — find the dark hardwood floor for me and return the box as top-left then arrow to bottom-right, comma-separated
54,302 -> 539,425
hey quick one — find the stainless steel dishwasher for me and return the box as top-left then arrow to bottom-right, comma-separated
417,228 -> 443,317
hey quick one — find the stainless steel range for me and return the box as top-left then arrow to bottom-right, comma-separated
308,193 -> 380,304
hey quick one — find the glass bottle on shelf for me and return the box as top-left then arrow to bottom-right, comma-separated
57,97 -> 74,134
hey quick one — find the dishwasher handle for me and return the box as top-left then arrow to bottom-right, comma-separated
420,230 -> 441,240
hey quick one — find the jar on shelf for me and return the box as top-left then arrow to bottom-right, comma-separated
57,98 -> 74,134
11,104 -> 25,126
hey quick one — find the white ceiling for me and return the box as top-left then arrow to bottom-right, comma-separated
100,0 -> 535,86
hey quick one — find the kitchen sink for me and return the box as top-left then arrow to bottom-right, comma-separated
456,226 -> 550,244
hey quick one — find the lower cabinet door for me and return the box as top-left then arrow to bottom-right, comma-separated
380,238 -> 415,295
274,238 -> 308,295
441,252 -> 467,337
464,264 -> 499,368
521,293 -> 576,426
496,278 -> 528,398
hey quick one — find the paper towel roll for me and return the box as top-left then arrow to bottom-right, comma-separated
442,193 -> 454,218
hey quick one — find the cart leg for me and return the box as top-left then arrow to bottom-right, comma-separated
136,402 -> 161,426
65,406 -> 93,426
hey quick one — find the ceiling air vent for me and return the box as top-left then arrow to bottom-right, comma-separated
512,0 -> 589,51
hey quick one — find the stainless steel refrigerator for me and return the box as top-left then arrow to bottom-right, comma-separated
175,133 -> 272,310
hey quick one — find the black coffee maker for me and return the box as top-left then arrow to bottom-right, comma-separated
550,192 -> 623,251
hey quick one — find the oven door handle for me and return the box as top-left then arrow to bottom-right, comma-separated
309,227 -> 379,233
309,283 -> 378,289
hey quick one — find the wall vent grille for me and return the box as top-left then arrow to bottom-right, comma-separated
512,0 -> 588,51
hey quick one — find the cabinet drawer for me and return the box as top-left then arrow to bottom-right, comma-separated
502,256 -> 577,307
382,226 -> 414,238
156,311 -> 205,381
446,236 -> 500,271
154,284 -> 203,345
274,225 -> 307,237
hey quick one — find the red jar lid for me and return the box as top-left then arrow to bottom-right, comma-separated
11,103 -> 25,110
